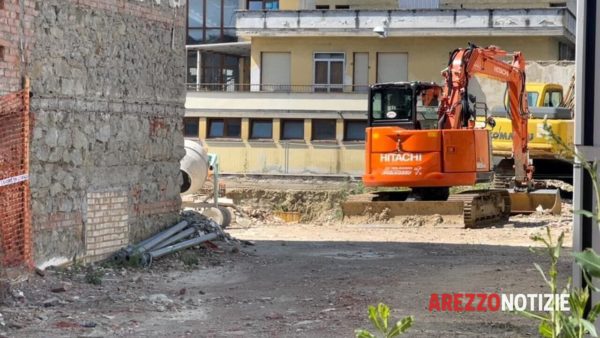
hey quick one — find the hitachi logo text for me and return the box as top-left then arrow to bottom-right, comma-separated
380,153 -> 423,163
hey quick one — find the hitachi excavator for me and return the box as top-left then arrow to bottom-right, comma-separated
342,44 -> 561,227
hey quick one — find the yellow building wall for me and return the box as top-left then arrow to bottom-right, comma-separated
195,118 -> 364,175
250,36 -> 558,86
279,0 -> 304,10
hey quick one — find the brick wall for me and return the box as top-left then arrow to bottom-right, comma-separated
0,0 -> 36,95
85,190 -> 129,262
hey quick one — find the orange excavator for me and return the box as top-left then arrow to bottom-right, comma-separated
342,44 -> 560,227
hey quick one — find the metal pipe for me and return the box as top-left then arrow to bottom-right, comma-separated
151,227 -> 197,251
135,220 -> 189,253
147,232 -> 219,260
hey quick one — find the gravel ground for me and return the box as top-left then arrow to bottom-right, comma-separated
0,206 -> 572,337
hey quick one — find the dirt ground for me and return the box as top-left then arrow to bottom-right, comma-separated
0,180 -> 575,337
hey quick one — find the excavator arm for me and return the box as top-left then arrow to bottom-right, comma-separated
438,44 -> 533,187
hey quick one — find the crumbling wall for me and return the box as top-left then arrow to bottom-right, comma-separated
470,61 -> 575,111
25,0 -> 186,265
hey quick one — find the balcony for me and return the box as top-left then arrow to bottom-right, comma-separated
186,83 -> 368,93
235,8 -> 575,42
185,83 -> 368,119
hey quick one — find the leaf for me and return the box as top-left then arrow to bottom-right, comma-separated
377,303 -> 390,331
534,262 -> 550,285
574,249 -> 600,278
588,302 -> 600,323
368,306 -> 384,332
581,319 -> 598,337
387,316 -> 414,338
538,320 -> 554,338
355,329 -> 376,338
574,209 -> 596,219
568,288 -> 588,319
517,310 -> 548,322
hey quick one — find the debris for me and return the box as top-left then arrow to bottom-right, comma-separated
51,283 -> 71,293
112,212 -> 231,267
147,294 -> 173,305
0,313 -> 4,327
178,288 -> 187,296
79,321 -> 97,328
43,297 -> 60,307
11,290 -> 25,303
35,268 -> 45,277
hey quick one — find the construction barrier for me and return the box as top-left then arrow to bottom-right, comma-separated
0,81 -> 32,270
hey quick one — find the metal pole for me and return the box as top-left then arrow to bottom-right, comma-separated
136,220 -> 189,253
147,233 -> 219,260
151,226 -> 197,251
213,155 -> 219,207
196,50 -> 201,91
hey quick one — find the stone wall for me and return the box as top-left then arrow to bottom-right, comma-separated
18,0 -> 186,266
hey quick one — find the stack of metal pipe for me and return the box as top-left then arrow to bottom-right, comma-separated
112,215 -> 223,267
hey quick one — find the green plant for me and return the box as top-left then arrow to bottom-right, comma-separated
179,250 -> 200,267
520,227 -> 600,337
516,121 -> 600,337
355,303 -> 413,338
84,267 -> 104,285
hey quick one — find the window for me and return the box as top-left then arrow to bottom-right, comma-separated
344,120 -> 366,141
187,51 -> 198,84
184,118 -> 200,137
527,92 -> 539,107
371,87 -> 413,121
0,46 -> 4,61
377,53 -> 408,83
543,90 -> 563,108
208,118 -> 241,138
335,5 -> 349,9
559,42 -> 575,61
250,119 -> 273,139
187,0 -> 238,44
312,119 -> 337,140
261,52 -> 291,91
247,0 -> 279,10
314,53 -> 344,92
316,5 -> 329,9
281,120 -> 304,140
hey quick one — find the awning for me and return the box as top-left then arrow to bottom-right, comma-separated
186,41 -> 251,56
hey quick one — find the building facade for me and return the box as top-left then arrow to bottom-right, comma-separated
184,0 -> 575,176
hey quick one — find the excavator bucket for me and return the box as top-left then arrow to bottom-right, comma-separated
508,189 -> 562,215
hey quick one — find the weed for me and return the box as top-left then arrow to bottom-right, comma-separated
355,303 -> 413,338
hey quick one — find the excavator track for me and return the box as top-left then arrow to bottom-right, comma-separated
341,190 -> 511,228
448,190 -> 511,227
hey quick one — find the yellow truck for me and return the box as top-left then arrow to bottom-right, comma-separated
491,83 -> 573,183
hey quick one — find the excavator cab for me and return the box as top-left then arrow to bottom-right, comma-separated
368,82 -> 441,131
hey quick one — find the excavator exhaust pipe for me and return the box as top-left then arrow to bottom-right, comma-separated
508,189 -> 562,215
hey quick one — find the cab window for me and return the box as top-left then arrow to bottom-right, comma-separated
371,88 -> 413,121
543,90 -> 563,107
527,92 -> 539,107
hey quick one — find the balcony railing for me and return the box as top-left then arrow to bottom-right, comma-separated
186,83 -> 370,93
235,8 -> 575,40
